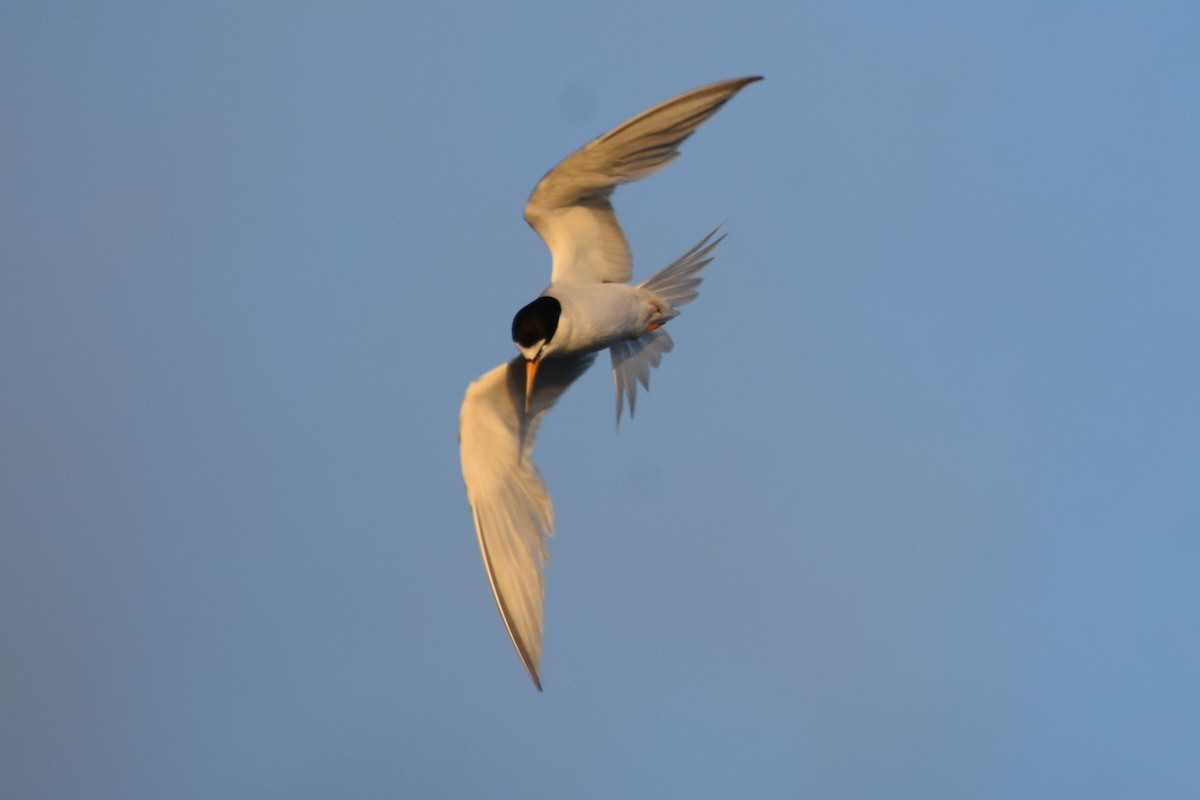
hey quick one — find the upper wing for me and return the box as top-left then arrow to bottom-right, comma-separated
458,353 -> 596,690
524,76 -> 762,285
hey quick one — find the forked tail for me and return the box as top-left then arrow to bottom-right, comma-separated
637,226 -> 724,310
610,227 -> 725,425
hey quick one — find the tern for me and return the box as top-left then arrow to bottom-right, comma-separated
459,76 -> 761,689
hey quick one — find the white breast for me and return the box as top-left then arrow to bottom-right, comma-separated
547,283 -> 655,355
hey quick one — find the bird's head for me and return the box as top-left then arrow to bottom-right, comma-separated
511,295 -> 562,413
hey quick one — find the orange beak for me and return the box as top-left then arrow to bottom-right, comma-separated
524,359 -> 539,414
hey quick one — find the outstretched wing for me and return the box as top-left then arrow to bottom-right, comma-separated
458,353 -> 596,690
525,76 -> 761,286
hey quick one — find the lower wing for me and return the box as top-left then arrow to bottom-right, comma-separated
458,353 -> 595,689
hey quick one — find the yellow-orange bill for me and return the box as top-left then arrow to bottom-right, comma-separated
524,359 -> 538,414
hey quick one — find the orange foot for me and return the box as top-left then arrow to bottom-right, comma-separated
646,301 -> 663,332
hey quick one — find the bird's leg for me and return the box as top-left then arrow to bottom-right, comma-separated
645,301 -> 664,332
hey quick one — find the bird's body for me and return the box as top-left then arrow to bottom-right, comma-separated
459,76 -> 760,689
538,282 -> 671,356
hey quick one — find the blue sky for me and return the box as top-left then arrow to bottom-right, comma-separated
2,2 -> 1198,797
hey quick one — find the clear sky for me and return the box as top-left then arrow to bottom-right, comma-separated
3,2 -> 1198,798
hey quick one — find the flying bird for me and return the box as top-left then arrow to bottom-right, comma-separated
459,76 -> 761,689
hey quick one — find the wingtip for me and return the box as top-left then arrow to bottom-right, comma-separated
726,75 -> 764,89
519,649 -> 544,691
522,654 -> 543,691
699,75 -> 763,101
511,633 -> 545,692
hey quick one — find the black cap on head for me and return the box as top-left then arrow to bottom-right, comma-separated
511,296 -> 561,350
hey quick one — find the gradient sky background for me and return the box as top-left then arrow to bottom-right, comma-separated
3,2 -> 1198,798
